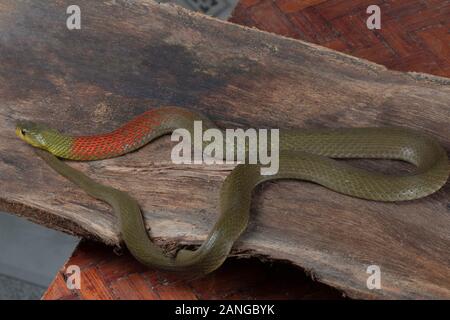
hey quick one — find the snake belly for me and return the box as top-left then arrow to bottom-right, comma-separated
17,106 -> 449,275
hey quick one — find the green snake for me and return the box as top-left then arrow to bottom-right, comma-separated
16,106 -> 449,275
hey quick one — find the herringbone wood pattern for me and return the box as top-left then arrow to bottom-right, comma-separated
231,0 -> 450,77
42,242 -> 342,299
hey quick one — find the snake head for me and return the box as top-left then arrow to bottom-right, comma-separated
15,120 -> 59,150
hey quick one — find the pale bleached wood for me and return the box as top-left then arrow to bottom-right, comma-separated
0,0 -> 449,299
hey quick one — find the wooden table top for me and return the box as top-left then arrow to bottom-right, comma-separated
43,0 -> 449,300
231,0 -> 449,77
43,242 -> 342,300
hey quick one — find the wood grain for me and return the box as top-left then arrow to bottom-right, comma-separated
1,0 -> 449,299
42,242 -> 343,300
230,0 -> 450,77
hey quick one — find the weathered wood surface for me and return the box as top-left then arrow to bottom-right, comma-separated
0,0 -> 449,299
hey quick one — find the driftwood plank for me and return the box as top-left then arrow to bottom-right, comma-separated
0,0 -> 449,299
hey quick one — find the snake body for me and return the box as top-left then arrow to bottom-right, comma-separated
16,107 -> 449,275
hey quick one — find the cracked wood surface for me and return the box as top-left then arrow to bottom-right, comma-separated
0,0 -> 449,299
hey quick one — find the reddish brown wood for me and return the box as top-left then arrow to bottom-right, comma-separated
42,242 -> 343,300
230,0 -> 450,77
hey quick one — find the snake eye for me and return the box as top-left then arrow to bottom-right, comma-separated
21,129 -> 27,136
